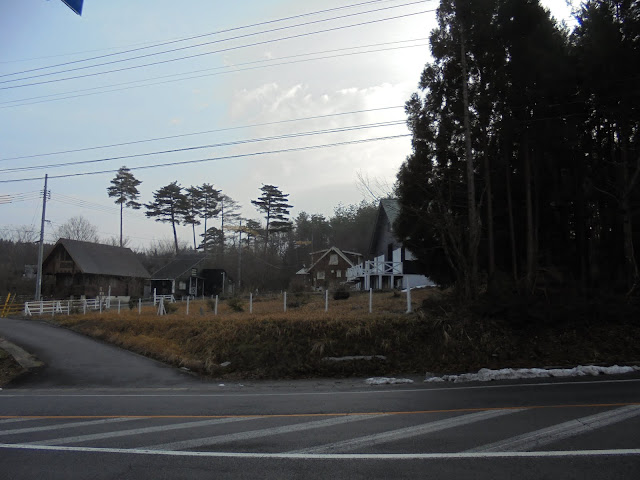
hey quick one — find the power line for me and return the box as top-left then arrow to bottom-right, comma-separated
1,1 -> 428,85
1,7 -> 435,90
0,106 -> 404,162
0,120 -> 407,174
0,0 -> 399,75
0,39 -> 429,109
0,134 -> 411,184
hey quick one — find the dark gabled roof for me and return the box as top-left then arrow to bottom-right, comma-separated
151,254 -> 207,280
380,198 -> 400,226
369,198 -> 401,255
45,238 -> 150,278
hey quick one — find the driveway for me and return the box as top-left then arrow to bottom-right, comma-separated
0,317 -> 199,388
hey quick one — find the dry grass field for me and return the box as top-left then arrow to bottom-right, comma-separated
50,288 -> 640,379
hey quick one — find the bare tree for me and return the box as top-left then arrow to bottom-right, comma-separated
54,216 -> 100,243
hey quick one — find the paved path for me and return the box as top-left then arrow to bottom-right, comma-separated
0,317 -> 198,388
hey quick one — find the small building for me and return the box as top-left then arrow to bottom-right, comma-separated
302,247 -> 363,290
347,199 -> 433,290
42,238 -> 150,299
148,254 -> 231,298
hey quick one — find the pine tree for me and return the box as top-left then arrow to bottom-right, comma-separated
198,184 -> 221,253
107,166 -> 142,248
184,186 -> 203,250
219,194 -> 241,252
145,182 -> 187,255
251,185 -> 293,255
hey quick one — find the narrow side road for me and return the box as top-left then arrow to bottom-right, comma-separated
0,317 -> 198,388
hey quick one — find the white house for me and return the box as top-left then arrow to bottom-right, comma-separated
346,199 -> 433,290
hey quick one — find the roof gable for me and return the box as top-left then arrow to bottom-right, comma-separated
307,246 -> 356,272
45,238 -> 150,278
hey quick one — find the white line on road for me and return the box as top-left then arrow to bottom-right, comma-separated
27,416 -> 251,446
0,418 -> 39,425
0,417 -> 138,437
291,408 -> 525,454
0,443 -> 639,459
144,414 -> 386,451
1,378 -> 639,398
468,405 -> 640,452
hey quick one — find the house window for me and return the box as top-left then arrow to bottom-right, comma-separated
329,254 -> 339,265
336,270 -> 342,278
317,271 -> 325,280
178,281 -> 187,290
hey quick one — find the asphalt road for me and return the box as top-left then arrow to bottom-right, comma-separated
1,316 -> 639,479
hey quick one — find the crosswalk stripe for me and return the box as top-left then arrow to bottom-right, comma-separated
144,414 -> 386,451
27,417 -> 251,446
0,418 -> 39,425
290,408 -> 524,454
0,417 -> 138,437
467,405 -> 640,452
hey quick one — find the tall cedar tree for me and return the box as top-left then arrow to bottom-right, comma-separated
145,182 -> 188,255
251,185 -> 293,255
107,166 -> 142,247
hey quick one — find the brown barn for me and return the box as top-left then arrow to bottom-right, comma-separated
303,247 -> 363,290
42,238 -> 150,299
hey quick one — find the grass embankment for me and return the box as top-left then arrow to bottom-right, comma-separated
0,348 -> 25,386
53,289 -> 640,379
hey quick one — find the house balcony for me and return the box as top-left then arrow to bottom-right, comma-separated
346,260 -> 403,281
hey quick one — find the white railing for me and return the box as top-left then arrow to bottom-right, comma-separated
346,261 -> 403,281
24,298 -> 107,316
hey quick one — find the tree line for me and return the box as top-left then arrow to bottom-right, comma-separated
396,0 -> 640,300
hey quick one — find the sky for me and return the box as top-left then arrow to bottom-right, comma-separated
0,0 -> 573,251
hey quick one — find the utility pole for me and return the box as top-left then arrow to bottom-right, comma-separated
237,220 -> 242,292
35,174 -> 48,301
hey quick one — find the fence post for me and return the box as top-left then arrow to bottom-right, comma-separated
157,297 -> 166,316
250,293 -> 253,314
215,295 -> 218,315
138,298 -> 141,315
67,300 -> 71,315
118,299 -> 121,314
83,299 -> 86,315
283,291 -> 287,312
186,297 -> 190,315
325,289 -> 328,312
406,286 -> 412,313
99,299 -> 102,313
153,288 -> 157,306
40,301 -> 43,314
369,288 -> 373,314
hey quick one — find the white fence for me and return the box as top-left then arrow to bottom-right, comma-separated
24,298 -> 105,316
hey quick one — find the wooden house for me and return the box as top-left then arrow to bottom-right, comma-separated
42,238 -> 150,299
346,199 -> 433,290
148,254 -> 231,298
301,247 -> 363,290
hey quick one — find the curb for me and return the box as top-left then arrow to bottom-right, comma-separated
0,337 -> 44,371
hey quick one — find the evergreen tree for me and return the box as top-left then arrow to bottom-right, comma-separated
197,183 -> 221,253
219,194 -> 241,252
184,186 -> 203,250
107,166 -> 142,248
251,185 -> 293,255
145,182 -> 187,255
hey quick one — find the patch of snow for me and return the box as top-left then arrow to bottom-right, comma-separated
424,365 -> 640,383
219,361 -> 231,367
218,383 -> 225,387
366,377 -> 414,385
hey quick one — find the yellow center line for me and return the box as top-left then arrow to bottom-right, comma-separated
1,402 -> 639,419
